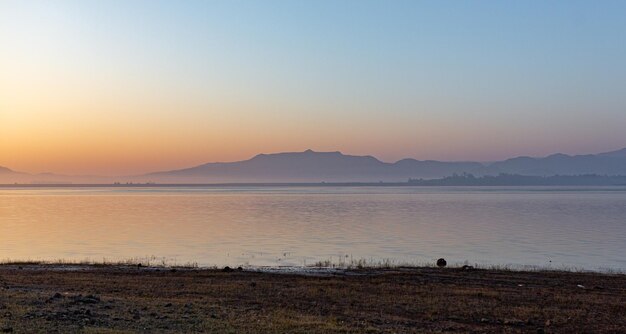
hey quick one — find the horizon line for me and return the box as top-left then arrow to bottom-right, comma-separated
2,145 -> 625,177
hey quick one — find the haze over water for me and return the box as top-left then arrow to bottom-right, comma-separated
2,186 -> 624,271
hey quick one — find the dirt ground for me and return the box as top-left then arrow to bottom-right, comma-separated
0,265 -> 624,333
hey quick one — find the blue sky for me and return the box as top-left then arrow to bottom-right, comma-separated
1,0 -> 626,174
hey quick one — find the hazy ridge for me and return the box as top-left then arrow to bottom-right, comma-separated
2,147 -> 626,184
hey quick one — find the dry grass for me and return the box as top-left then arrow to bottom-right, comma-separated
0,256 -> 199,269
0,264 -> 624,333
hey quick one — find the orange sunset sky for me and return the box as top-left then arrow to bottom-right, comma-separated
2,1 -> 625,176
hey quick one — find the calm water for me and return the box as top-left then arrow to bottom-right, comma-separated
1,186 -> 625,271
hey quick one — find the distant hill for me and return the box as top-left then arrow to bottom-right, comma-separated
0,166 -> 105,184
145,149 -> 484,183
0,166 -> 28,184
597,147 -> 626,158
409,173 -> 626,186
486,148 -> 626,176
144,147 -> 626,183
0,166 -> 14,173
3,147 -> 626,184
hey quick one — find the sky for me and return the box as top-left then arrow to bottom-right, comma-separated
1,0 -> 626,175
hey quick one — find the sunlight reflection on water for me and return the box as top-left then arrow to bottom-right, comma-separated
1,186 -> 625,271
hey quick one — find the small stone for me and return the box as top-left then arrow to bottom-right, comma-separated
436,258 -> 447,268
504,318 -> 525,326
222,266 -> 233,272
164,303 -> 173,307
73,294 -> 100,304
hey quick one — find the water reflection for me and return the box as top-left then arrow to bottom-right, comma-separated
1,186 -> 625,270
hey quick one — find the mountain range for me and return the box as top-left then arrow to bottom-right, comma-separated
2,147 -> 626,184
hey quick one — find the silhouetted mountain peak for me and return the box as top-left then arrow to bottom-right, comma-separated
545,153 -> 570,160
0,166 -> 14,173
250,150 -> 347,161
599,148 -> 626,157
144,146 -> 626,183
395,158 -> 418,164
7,147 -> 626,184
497,156 -> 536,163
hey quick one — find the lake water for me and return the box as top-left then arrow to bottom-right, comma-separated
1,186 -> 625,271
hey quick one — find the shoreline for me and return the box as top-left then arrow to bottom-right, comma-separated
1,263 -> 624,276
1,264 -> 624,333
2,258 -> 624,275
3,183 -> 626,188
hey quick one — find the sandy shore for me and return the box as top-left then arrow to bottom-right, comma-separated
0,265 -> 624,333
